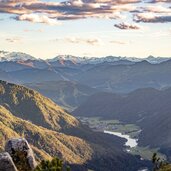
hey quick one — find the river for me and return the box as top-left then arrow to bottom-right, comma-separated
104,130 -> 138,148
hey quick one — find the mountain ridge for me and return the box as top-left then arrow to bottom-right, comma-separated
0,50 -> 170,64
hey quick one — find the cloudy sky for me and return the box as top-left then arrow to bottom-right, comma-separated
0,0 -> 171,59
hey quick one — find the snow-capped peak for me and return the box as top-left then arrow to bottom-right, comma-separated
0,51 -> 170,64
0,51 -> 36,62
48,55 -> 170,64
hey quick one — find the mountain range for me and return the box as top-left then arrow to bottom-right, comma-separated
1,50 -> 171,167
1,51 -> 171,113
0,51 -> 171,84
0,50 -> 170,64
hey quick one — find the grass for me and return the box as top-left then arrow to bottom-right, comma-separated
106,124 -> 140,138
130,146 -> 166,161
79,117 -> 167,162
78,117 -> 140,138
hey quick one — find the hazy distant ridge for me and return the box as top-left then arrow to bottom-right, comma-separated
0,50 -> 170,64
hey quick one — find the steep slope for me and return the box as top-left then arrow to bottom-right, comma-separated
0,105 -> 92,165
0,80 -> 79,131
0,80 -> 148,171
25,81 -> 98,111
137,88 -> 171,151
1,109 -> 147,170
74,88 -> 164,122
73,88 -> 171,123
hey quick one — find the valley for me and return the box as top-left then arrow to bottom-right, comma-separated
78,117 -> 166,161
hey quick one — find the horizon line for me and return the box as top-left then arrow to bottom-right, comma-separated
1,50 -> 171,60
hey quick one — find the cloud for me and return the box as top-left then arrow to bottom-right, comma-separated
110,40 -> 127,44
23,28 -> 44,32
5,37 -> 22,43
150,30 -> 170,37
55,37 -> 103,45
82,0 -> 141,4
0,0 -> 36,2
148,0 -> 171,3
134,13 -> 171,23
14,14 -> 61,25
0,0 -> 171,28
0,0 -> 139,24
114,22 -> 142,29
139,5 -> 171,13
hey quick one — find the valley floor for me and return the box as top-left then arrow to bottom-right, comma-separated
77,117 -> 166,162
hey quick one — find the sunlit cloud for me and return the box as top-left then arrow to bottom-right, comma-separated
14,13 -> 61,25
109,40 -> 128,44
5,37 -> 22,43
23,28 -> 44,32
54,37 -> 103,46
0,0 -> 170,32
139,5 -> 171,13
0,0 -> 140,24
150,30 -> 170,37
169,28 -> 171,33
134,13 -> 171,23
148,0 -> 171,3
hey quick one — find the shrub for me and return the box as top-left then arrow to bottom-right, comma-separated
34,157 -> 71,171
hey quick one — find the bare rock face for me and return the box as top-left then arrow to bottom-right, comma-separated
5,138 -> 37,171
0,152 -> 18,171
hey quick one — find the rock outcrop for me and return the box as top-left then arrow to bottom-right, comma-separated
5,138 -> 37,171
0,138 -> 37,171
0,152 -> 18,171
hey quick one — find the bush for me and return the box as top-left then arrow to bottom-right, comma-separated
34,157 -> 71,171
11,150 -> 32,171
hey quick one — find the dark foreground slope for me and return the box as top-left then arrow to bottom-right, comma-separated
0,80 -> 148,171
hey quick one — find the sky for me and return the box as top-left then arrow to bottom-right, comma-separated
0,0 -> 171,59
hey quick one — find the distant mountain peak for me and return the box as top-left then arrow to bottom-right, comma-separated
48,55 -> 171,64
0,50 -> 170,64
145,55 -> 170,64
0,51 -> 37,62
